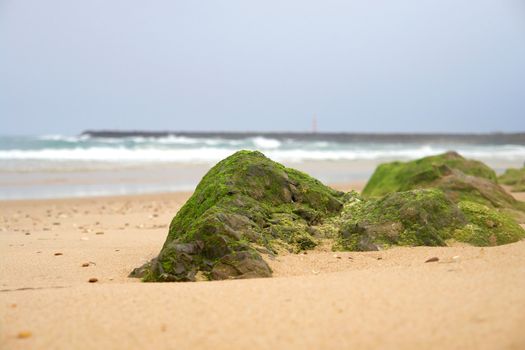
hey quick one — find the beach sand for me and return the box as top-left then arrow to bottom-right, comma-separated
1,182 -> 525,350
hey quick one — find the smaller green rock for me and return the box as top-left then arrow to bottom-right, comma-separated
362,151 -> 525,220
362,151 -> 498,197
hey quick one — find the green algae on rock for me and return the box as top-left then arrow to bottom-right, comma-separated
361,151 -> 525,217
454,201 -> 525,246
335,189 -> 467,251
362,151 -> 497,197
499,167 -> 525,192
132,150 -> 345,282
343,152 -> 525,249
334,189 -> 525,251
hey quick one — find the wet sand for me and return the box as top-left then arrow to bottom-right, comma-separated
1,183 -> 525,350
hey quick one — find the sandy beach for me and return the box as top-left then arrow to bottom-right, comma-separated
3,0 -> 525,348
1,182 -> 525,350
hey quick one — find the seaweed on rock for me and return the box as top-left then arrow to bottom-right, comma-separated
362,151 -> 497,197
333,189 -> 525,251
362,151 -> 525,218
335,189 -> 467,251
132,150 -> 345,282
499,167 -> 525,192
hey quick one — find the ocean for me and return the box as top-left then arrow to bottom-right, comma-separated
1,133 -> 524,200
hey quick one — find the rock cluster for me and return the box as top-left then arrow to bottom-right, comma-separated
132,151 -> 525,282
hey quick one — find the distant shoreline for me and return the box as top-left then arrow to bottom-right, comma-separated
81,130 -> 525,145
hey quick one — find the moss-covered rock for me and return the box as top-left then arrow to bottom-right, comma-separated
362,152 -> 524,217
335,189 -> 467,251
454,201 -> 525,246
499,167 -> 525,192
363,151 -> 497,196
334,189 -> 525,251
133,150 -> 345,282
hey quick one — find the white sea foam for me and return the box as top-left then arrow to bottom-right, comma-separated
151,136 -> 200,145
0,147 -> 231,163
1,144 -> 524,164
38,134 -> 90,142
250,137 -> 282,149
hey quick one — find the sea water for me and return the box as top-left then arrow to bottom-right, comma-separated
0,134 -> 524,199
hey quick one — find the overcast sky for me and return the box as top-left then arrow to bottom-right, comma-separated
1,0 -> 524,135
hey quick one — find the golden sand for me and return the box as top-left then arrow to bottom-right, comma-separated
1,183 -> 525,349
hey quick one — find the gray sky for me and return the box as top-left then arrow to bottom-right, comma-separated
1,0 -> 524,135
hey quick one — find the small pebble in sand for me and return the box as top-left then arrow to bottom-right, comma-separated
52,222 -> 60,226
17,331 -> 32,339
11,303 -> 17,308
88,278 -> 98,283
452,255 -> 461,262
25,232 -> 30,235
80,237 -> 89,241
54,252 -> 63,256
312,270 -> 320,275
81,263 -> 90,267
95,231 -> 104,235
377,257 -> 382,260
425,257 -> 439,263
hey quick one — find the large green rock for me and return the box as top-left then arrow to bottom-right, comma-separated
499,167 -> 525,192
132,150 -> 345,282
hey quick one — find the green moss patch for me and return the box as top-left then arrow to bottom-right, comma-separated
362,152 -> 524,219
334,189 -> 524,251
454,201 -> 525,246
335,189 -> 467,251
499,167 -> 525,192
362,151 -> 497,197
